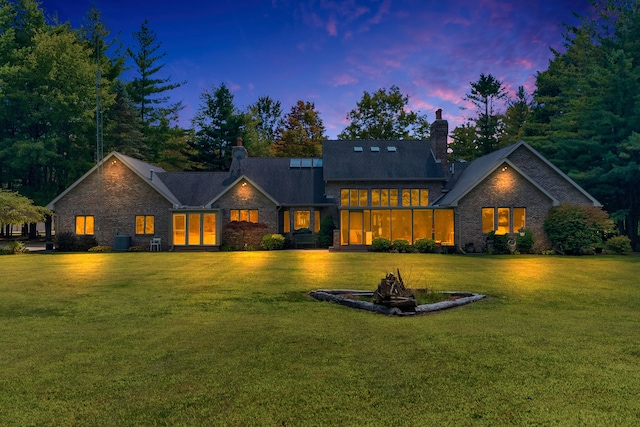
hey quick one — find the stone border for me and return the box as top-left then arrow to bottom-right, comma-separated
309,289 -> 486,316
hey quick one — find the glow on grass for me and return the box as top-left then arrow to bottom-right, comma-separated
57,254 -> 113,285
497,258 -> 554,294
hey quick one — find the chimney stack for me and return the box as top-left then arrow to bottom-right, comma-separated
430,109 -> 448,176
232,136 -> 248,160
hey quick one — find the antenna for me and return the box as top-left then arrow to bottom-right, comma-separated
95,29 -> 103,238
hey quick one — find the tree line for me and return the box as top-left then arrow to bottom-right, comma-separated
1,0 -> 638,247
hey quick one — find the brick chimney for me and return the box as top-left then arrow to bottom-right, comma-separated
430,109 -> 448,176
232,136 -> 248,160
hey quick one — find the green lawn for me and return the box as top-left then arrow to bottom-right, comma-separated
2,251 -> 640,426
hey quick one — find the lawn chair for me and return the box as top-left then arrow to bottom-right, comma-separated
150,237 -> 161,251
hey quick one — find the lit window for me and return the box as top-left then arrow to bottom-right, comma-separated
230,209 -> 258,223
135,215 -> 154,235
482,208 -> 494,233
341,189 -> 349,206
497,208 -> 510,235
420,189 -> 429,206
359,189 -> 368,206
411,189 -> 419,206
514,208 -> 526,232
350,189 -> 358,206
371,190 -> 380,207
294,211 -> 311,230
284,211 -> 290,233
314,211 -> 321,233
402,189 -> 411,206
380,189 -> 389,206
389,189 -> 398,206
75,216 -> 94,235
172,212 -> 218,246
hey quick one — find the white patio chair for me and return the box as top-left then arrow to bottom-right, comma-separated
150,237 -> 161,251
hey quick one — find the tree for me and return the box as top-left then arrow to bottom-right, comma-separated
0,190 -> 49,225
189,83 -> 245,171
501,86 -> 533,146
126,20 -> 185,161
243,96 -> 282,157
0,1 -> 97,205
463,73 -> 508,156
271,101 -> 326,157
104,80 -> 146,158
530,0 -> 640,249
338,86 -> 429,140
448,122 -> 478,161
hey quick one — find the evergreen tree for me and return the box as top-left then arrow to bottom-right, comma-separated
189,83 -> 245,171
464,73 -> 508,155
126,20 -> 185,161
501,86 -> 533,146
530,0 -> 640,248
271,101 -> 326,157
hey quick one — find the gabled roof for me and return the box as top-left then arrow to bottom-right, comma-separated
46,152 -> 180,209
156,157 -> 326,207
434,141 -> 601,207
322,140 -> 445,181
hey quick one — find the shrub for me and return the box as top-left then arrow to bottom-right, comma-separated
392,239 -> 413,253
128,245 -> 147,252
516,229 -> 535,254
317,216 -> 336,248
606,235 -> 632,255
77,235 -> 99,251
0,241 -> 29,255
544,204 -> 614,254
54,232 -> 77,251
371,237 -> 392,252
261,234 -> 285,250
88,245 -> 112,253
415,238 -> 437,253
487,231 -> 511,254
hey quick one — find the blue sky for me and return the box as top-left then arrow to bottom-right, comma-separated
40,0 -> 592,138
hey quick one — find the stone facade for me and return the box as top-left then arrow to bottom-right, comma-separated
211,180 -> 279,233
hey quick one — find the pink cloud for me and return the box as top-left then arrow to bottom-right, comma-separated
331,73 -> 358,87
326,16 -> 337,36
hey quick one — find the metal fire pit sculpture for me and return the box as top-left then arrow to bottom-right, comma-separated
373,269 -> 417,310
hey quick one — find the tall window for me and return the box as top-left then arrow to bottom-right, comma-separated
135,215 -> 154,235
284,211 -> 291,233
75,216 -> 94,235
294,211 -> 311,230
173,212 -> 217,246
314,211 -> 321,233
482,207 -> 526,235
230,209 -> 258,223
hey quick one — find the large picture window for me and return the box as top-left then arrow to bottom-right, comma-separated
482,207 -> 526,235
294,211 -> 311,230
230,209 -> 258,223
75,215 -> 94,235
135,215 -> 154,235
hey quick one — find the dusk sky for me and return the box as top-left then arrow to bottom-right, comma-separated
39,0 -> 592,139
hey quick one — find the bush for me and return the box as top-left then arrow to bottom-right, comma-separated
371,237 -> 392,252
261,234 -> 285,250
392,239 -> 413,253
77,235 -> 98,251
606,235 -> 632,255
88,245 -> 112,253
415,238 -> 437,253
128,245 -> 147,252
54,231 -> 77,251
544,204 -> 614,254
516,229 -> 535,254
487,231 -> 511,254
317,216 -> 336,248
0,241 -> 29,255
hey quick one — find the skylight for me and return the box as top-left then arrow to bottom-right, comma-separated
387,146 -> 397,152
354,146 -> 363,152
371,146 -> 380,152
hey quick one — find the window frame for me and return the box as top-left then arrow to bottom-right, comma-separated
135,215 -> 155,235
75,215 -> 95,235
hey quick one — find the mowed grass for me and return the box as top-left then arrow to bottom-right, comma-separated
2,251 -> 640,426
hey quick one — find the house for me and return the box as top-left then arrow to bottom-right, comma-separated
46,111 -> 600,252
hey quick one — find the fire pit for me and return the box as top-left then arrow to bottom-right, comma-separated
309,269 -> 485,316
